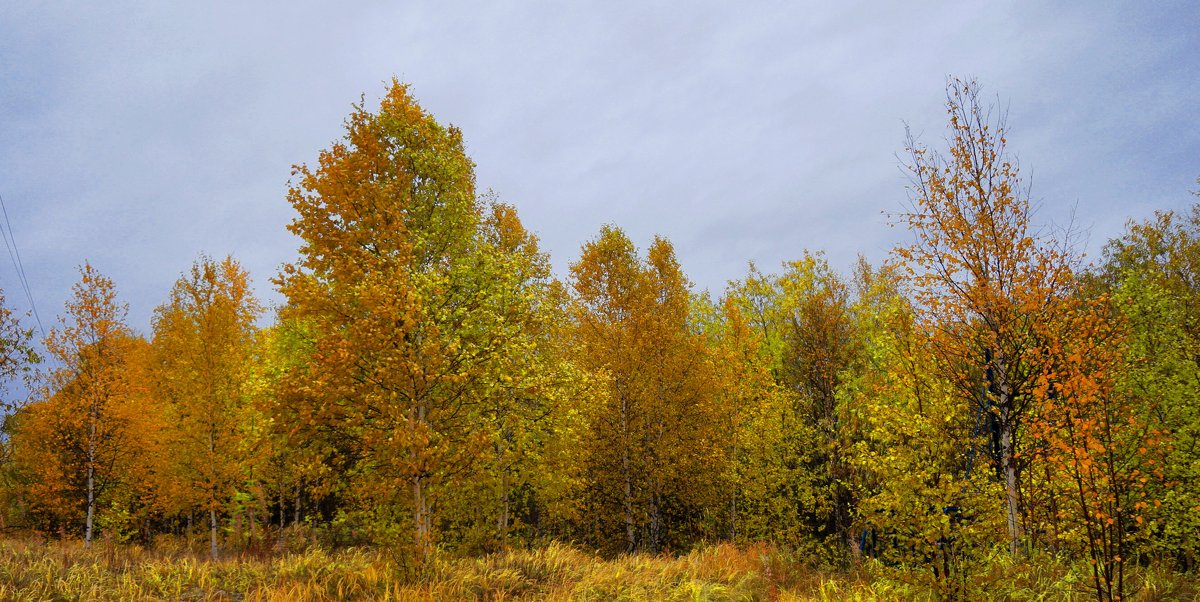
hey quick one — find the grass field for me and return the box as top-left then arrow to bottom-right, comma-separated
0,536 -> 1195,601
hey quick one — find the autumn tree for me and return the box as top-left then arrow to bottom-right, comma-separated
276,80 -> 564,562
152,255 -> 261,559
245,315 -> 321,539
10,348 -> 162,542
1026,290 -> 1154,602
570,226 -> 726,554
896,78 -> 1076,554
18,264 -> 147,544
775,253 -> 862,550
434,204 -> 590,553
699,290 -> 800,546
95,337 -> 168,544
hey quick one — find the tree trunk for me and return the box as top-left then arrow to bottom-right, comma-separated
831,455 -> 851,551
649,491 -> 661,554
234,509 -> 243,549
248,493 -> 257,546
85,466 -> 95,545
208,426 -> 219,560
992,352 -> 1024,556
410,397 -> 433,562
729,478 -> 737,543
496,471 -> 510,545
623,465 -> 635,553
729,423 -> 739,543
620,394 -> 636,554
278,479 -> 285,531
209,505 -> 219,560
1046,465 -> 1060,553
85,415 -> 96,546
1000,411 -> 1022,555
412,474 -> 430,561
293,485 -> 301,525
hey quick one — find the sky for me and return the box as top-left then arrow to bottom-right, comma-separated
1,1 -> 1197,338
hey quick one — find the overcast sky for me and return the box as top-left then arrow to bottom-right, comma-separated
1,1 -> 1197,337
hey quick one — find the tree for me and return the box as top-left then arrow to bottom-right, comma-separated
776,253 -> 862,550
31,264 -> 143,544
896,78 -> 1076,554
276,80 -> 557,562
701,291 -> 796,546
246,315 -> 320,540
152,255 -> 261,559
570,226 -> 725,553
721,255 -> 866,556
431,204 -> 589,554
1027,291 -> 1152,602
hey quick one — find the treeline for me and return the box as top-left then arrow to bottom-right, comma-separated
0,78 -> 1197,600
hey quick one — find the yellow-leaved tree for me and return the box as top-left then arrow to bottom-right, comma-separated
152,255 -> 261,560
702,292 -> 793,546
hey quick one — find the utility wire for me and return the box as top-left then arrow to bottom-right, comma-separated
0,192 -> 46,340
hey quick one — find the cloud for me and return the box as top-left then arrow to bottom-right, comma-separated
0,1 -> 1196,337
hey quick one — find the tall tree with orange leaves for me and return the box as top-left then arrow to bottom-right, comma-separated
10,337 -> 162,542
22,264 -> 145,545
896,78 -> 1077,554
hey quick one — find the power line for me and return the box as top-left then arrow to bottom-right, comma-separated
0,192 -> 46,340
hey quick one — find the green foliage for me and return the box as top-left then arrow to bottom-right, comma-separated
842,262 -> 1006,596
1099,205 -> 1200,570
720,254 -> 864,556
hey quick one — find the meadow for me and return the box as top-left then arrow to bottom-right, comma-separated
0,534 -> 1195,601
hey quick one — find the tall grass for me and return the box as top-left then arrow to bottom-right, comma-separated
0,536 -> 1193,600
0,536 -> 399,601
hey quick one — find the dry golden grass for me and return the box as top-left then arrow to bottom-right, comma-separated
0,536 -> 1193,601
